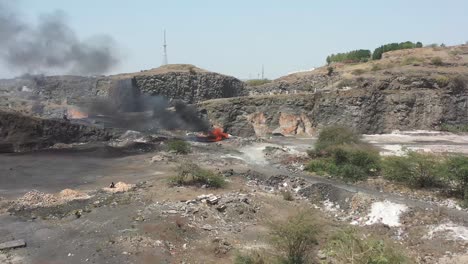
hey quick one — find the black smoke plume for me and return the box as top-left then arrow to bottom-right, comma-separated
0,1 -> 118,75
83,79 -> 210,132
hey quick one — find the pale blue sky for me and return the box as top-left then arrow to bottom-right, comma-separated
5,0 -> 468,79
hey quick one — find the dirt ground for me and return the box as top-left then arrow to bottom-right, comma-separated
1,132 -> 468,263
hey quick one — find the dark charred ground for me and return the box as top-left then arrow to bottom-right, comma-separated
1,137 -> 468,264
0,141 -> 165,199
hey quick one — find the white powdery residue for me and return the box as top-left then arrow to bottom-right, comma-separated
365,200 -> 407,227
425,221 -> 468,241
323,199 -> 339,212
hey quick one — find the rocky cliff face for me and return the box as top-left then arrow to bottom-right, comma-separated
200,75 -> 468,137
134,71 -> 246,103
0,110 -> 115,152
0,65 -> 246,118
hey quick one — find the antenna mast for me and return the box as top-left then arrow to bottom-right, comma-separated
261,64 -> 264,79
162,30 -> 168,65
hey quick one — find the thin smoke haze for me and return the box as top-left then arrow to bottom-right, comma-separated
0,0 -> 119,76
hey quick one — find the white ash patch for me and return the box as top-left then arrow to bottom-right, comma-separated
364,200 -> 408,227
424,221 -> 468,241
322,199 -> 340,212
102,182 -> 135,193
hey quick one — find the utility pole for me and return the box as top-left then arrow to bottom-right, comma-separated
162,30 -> 168,65
261,64 -> 264,79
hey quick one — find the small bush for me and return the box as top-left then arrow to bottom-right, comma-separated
401,56 -> 424,66
327,66 -> 334,76
306,158 -> 337,176
307,127 -> 379,182
326,228 -> 412,264
351,69 -> 366,75
382,151 -> 443,188
269,212 -> 319,264
431,57 -> 443,66
338,164 -> 368,182
444,155 -> 468,201
315,126 -> 362,152
282,190 -> 294,201
435,75 -> 450,87
171,163 -> 226,188
167,139 -> 191,154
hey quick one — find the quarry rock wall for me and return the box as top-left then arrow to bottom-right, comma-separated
133,72 -> 246,103
200,76 -> 468,137
0,110 -> 115,152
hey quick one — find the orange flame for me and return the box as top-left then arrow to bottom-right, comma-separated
196,128 -> 230,142
68,108 -> 88,119
209,128 -> 230,142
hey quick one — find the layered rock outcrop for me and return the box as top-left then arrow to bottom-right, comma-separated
200,75 -> 468,137
0,110 -> 114,152
0,65 -> 246,118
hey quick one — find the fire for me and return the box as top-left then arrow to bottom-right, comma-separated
196,128 -> 230,142
67,108 -> 88,119
209,128 -> 230,142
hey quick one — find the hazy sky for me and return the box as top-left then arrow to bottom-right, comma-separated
3,0 -> 468,79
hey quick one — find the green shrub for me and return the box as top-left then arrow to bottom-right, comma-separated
307,127 -> 380,182
327,66 -> 334,76
444,155 -> 468,200
171,163 -> 226,188
269,212 -> 319,264
326,228 -> 412,264
382,151 -> 443,188
338,164 -> 368,182
315,126 -> 362,152
305,158 -> 337,175
194,168 -> 227,188
330,145 -> 381,182
431,57 -> 443,66
245,79 -> 272,87
167,139 -> 191,154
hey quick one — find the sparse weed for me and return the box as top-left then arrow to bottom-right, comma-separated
269,211 -> 319,264
435,75 -> 450,87
431,56 -> 443,66
167,139 -> 191,154
171,162 -> 226,188
326,228 -> 412,264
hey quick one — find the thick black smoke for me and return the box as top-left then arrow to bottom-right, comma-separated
83,79 -> 210,132
0,1 -> 118,75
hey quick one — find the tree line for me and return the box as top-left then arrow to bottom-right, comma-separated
326,41 -> 423,64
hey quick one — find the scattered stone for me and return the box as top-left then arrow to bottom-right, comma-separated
207,196 -> 219,205
0,239 -> 26,250
201,224 -> 214,231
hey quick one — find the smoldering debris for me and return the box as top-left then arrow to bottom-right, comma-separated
0,1 -> 118,75
83,79 -> 210,132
